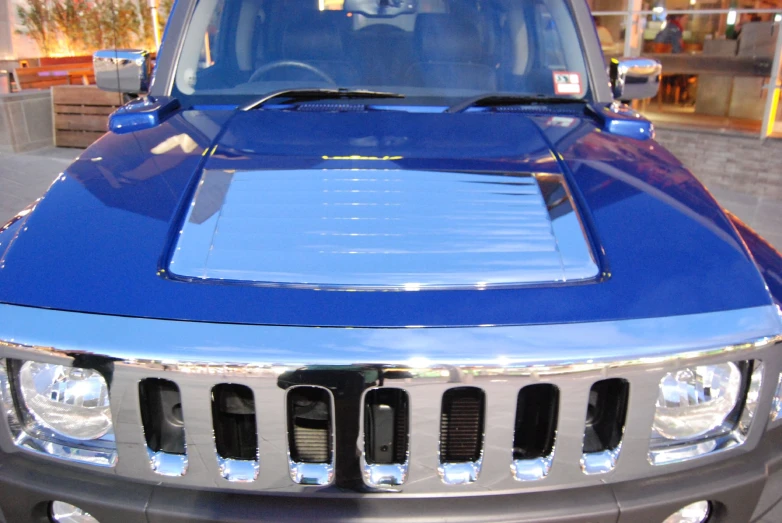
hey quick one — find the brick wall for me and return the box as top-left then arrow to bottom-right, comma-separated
654,128 -> 782,201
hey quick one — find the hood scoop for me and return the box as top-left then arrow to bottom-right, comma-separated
168,169 -> 598,289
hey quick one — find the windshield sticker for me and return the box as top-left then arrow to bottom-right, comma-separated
553,72 -> 582,95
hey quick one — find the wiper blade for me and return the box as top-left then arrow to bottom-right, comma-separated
241,88 -> 405,111
446,93 -> 586,114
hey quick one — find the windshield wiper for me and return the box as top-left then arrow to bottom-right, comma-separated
446,93 -> 587,114
240,88 -> 405,111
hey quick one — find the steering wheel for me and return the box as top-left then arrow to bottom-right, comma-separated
248,60 -> 336,85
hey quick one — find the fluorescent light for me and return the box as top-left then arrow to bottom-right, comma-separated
727,10 -> 737,25
775,14 -> 781,22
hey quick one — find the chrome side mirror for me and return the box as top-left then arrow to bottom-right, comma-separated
609,57 -> 662,100
93,49 -> 151,94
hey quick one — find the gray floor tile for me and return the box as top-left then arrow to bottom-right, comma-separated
19,147 -> 82,162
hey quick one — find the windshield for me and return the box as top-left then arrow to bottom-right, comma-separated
173,0 -> 591,106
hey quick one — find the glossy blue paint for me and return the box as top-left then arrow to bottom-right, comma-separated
0,109 -> 773,327
109,96 -> 181,134
729,213 -> 782,306
588,103 -> 655,140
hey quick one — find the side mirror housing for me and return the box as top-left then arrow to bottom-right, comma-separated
93,49 -> 151,94
609,57 -> 662,100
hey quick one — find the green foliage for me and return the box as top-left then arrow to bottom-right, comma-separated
49,0 -> 86,54
99,0 -> 143,49
15,0 -> 169,55
15,0 -> 52,55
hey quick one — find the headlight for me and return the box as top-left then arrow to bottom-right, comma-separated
653,362 -> 742,441
771,373 -> 782,422
18,362 -> 113,440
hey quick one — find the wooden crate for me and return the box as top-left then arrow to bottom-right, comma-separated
14,64 -> 95,91
39,55 -> 93,67
53,85 -> 123,148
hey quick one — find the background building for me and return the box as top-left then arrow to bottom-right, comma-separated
591,0 -> 782,138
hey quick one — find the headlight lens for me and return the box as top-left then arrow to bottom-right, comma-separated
653,362 -> 742,440
771,373 -> 782,422
18,362 -> 113,440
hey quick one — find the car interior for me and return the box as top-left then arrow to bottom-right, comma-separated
174,0 -> 589,101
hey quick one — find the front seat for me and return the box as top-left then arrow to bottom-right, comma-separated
405,14 -> 496,91
278,14 -> 360,85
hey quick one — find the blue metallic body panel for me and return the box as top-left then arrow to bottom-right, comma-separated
0,109 -> 772,327
730,214 -> 782,306
109,96 -> 181,134
589,103 -> 655,140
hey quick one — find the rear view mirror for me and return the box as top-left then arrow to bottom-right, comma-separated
343,0 -> 417,17
93,49 -> 151,94
609,57 -> 662,100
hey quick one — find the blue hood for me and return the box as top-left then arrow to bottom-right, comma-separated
0,109 -> 772,327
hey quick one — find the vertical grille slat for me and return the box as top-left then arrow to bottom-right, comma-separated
287,386 -> 333,464
440,388 -> 485,463
513,383 -> 559,461
212,384 -> 258,461
583,378 -> 630,454
138,378 -> 186,455
364,388 -> 409,465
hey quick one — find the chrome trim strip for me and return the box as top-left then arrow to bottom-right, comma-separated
512,455 -> 554,481
0,304 -> 778,367
288,461 -> 335,486
361,463 -> 408,489
581,446 -> 621,475
438,460 -> 483,485
147,448 -> 189,477
218,457 -> 260,482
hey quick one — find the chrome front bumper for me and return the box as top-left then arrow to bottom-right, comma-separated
0,303 -> 781,500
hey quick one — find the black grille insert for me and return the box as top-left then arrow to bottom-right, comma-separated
513,384 -> 559,460
212,384 -> 258,460
364,388 -> 409,464
440,387 -> 485,463
583,378 -> 629,454
138,378 -> 186,454
287,386 -> 333,463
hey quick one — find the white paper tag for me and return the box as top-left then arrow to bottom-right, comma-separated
553,72 -> 582,95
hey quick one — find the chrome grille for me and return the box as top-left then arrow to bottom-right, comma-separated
0,303 -> 780,496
